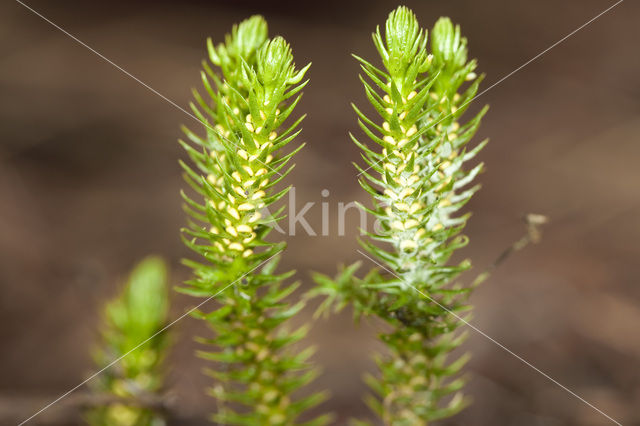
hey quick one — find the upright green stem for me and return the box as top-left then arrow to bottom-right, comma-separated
178,16 -> 328,426
312,7 -> 488,425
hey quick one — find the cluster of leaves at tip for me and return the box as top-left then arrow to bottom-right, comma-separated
178,15 -> 329,426
88,256 -> 170,426
311,6 -> 488,425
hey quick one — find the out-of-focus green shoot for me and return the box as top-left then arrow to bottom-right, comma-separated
87,256 -> 170,426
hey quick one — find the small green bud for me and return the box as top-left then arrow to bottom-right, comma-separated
375,6 -> 429,91
104,256 -> 168,339
431,17 -> 468,69
256,36 -> 293,88
209,15 -> 268,75
123,256 -> 169,331
232,15 -> 268,59
385,7 -> 422,66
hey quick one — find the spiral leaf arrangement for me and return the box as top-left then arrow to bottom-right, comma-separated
178,15 -> 328,425
311,6 -> 488,424
88,256 -> 170,426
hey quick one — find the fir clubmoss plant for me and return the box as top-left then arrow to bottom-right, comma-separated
311,6 -> 487,424
88,256 -> 170,426
178,16 -> 328,425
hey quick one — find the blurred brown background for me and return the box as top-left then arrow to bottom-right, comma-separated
1,0 -> 639,424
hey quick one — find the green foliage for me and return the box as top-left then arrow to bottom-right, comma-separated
311,6 -> 487,425
178,15 -> 328,425
88,256 -> 170,426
